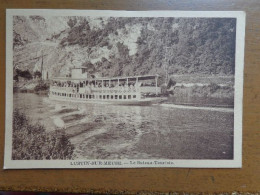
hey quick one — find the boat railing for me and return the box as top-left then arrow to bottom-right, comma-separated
50,85 -> 140,94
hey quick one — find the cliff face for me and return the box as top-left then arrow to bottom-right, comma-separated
13,16 -> 236,80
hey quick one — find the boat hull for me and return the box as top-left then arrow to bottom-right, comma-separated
49,95 -> 167,106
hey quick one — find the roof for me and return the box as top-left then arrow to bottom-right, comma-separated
52,74 -> 159,81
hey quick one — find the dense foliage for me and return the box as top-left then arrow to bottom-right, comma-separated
60,17 -> 236,77
14,69 -> 33,81
12,109 -> 74,160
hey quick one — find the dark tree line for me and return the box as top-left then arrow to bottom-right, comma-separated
60,17 -> 236,77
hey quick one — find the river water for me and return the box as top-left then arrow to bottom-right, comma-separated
14,93 -> 234,160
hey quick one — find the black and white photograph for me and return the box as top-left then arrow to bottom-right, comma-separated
4,10 -> 245,169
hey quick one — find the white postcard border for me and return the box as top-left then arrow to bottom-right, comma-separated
4,9 -> 245,169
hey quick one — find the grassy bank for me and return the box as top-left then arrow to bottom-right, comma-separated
12,109 -> 74,160
166,75 -> 234,107
169,74 -> 234,85
172,83 -> 234,98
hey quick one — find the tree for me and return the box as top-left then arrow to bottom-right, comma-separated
34,71 -> 42,78
67,17 -> 77,28
82,61 -> 96,74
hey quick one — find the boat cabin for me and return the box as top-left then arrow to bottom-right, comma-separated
71,67 -> 88,79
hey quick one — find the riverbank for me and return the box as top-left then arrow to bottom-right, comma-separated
12,109 -> 74,160
166,75 -> 234,108
13,79 -> 50,94
166,84 -> 234,108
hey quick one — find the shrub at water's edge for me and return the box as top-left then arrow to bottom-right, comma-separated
12,109 -> 74,160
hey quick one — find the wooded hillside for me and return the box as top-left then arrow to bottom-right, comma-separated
13,16 -> 236,78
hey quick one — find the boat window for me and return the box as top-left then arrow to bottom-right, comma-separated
115,95 -> 118,99
89,95 -> 92,99
119,95 -> 122,99
133,95 -> 136,99
103,95 -> 106,99
80,94 -> 82,98
124,95 -> 126,99
100,95 -> 102,99
107,95 -> 109,99
128,95 -> 131,99
111,95 -> 113,99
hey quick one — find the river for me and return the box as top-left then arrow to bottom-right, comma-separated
14,93 -> 234,160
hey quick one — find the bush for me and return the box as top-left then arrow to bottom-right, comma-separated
18,69 -> 33,80
12,109 -> 74,160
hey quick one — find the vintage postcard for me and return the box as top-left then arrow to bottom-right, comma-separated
4,9 -> 245,169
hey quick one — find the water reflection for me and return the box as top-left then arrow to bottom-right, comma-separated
14,93 -> 234,160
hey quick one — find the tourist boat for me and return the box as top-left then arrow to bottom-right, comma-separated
49,67 -> 166,105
